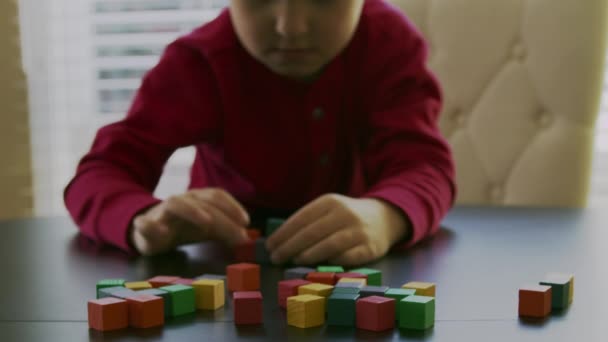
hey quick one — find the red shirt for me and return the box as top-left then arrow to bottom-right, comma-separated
64,0 -> 456,253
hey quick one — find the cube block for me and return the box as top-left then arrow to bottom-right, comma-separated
540,273 -> 573,310
402,281 -> 435,297
192,279 -> 225,310
356,296 -> 395,331
360,285 -> 389,298
98,286 -> 137,300
265,218 -> 285,237
136,288 -> 171,318
233,291 -> 263,325
335,272 -> 367,283
147,276 -> 179,288
327,293 -> 359,326
399,295 -> 435,330
284,267 -> 316,280
298,283 -> 334,301
126,294 -> 164,328
88,297 -> 128,331
287,294 -> 325,328
234,240 -> 256,263
96,279 -> 125,299
227,263 -> 260,291
306,272 -> 336,285
278,279 -> 311,308
349,268 -> 382,286
255,238 -> 272,264
332,287 -> 361,295
317,266 -> 345,273
125,281 -> 153,291
158,284 -> 195,316
385,288 -> 416,319
519,284 -> 552,318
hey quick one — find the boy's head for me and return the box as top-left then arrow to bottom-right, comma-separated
230,0 -> 365,82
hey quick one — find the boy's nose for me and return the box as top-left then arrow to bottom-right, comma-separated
275,2 -> 309,38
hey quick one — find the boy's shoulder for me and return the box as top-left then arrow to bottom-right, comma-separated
360,0 -> 423,44
169,9 -> 237,59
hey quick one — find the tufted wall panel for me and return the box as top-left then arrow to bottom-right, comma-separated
389,0 -> 608,207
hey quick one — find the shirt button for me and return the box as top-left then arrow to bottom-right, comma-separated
312,107 -> 324,120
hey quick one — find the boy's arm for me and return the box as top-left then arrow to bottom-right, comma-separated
361,23 -> 456,249
64,42 -> 222,252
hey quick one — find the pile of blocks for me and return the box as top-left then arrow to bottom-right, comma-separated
234,218 -> 283,263
280,266 -> 436,331
518,272 -> 574,319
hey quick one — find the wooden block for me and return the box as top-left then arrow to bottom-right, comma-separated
98,286 -> 137,300
234,240 -> 256,263
306,272 -> 336,285
278,279 -> 311,308
227,263 -> 260,292
332,287 -> 361,295
360,285 -> 389,298
125,281 -> 153,291
348,268 -> 382,286
287,294 -> 325,328
356,296 -> 395,331
147,276 -> 179,288
126,294 -> 164,328
96,279 -> 125,299
192,279 -> 225,310
255,238 -> 272,264
172,278 -> 194,286
338,277 -> 367,286
335,272 -> 367,284
246,228 -> 262,240
158,284 -> 195,317
136,288 -> 171,318
196,274 -> 227,291
385,288 -> 416,319
284,267 -> 316,280
399,295 -> 435,330
265,218 -> 285,237
335,281 -> 364,289
327,293 -> 359,326
402,281 -> 435,297
540,273 -> 573,309
519,284 -> 552,318
233,291 -> 263,325
298,283 -> 334,299
317,266 -> 344,273
88,297 -> 128,331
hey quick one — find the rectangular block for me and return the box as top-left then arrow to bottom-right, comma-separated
402,281 -> 435,297
519,284 -> 552,318
348,268 -> 382,286
284,267 -> 316,280
192,279 -> 225,310
88,297 -> 128,331
306,272 -> 336,285
233,291 -> 263,325
356,296 -> 395,331
278,279 -> 311,308
287,295 -> 325,328
125,281 -> 153,291
399,295 -> 435,330
227,263 -> 260,291
158,284 -> 195,317
317,266 -> 345,273
360,285 -> 389,298
327,293 -> 359,326
126,294 -> 164,328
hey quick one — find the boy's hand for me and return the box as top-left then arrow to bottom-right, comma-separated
130,188 -> 250,256
265,194 -> 410,267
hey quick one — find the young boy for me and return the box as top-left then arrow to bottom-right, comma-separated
64,0 -> 456,267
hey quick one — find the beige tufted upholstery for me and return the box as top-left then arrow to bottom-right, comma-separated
390,0 -> 608,207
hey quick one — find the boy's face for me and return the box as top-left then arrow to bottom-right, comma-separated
230,0 -> 364,81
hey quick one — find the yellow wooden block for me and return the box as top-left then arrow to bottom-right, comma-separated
287,295 -> 325,328
192,279 -> 225,310
298,283 -> 334,298
337,278 -> 367,286
402,281 -> 435,297
124,281 -> 152,290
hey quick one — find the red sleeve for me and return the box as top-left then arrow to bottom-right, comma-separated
64,42 -> 222,252
360,17 -> 456,249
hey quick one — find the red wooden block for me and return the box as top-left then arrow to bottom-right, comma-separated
278,279 -> 311,308
234,240 -> 256,263
227,263 -> 260,291
88,297 -> 128,331
126,294 -> 164,328
247,229 -> 262,240
356,296 -> 395,331
172,278 -> 194,285
306,272 -> 336,285
148,276 -> 179,288
336,272 -> 367,282
519,285 -> 552,318
233,291 -> 263,325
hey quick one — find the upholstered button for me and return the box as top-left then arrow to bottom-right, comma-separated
489,184 -> 505,202
512,43 -> 526,62
319,153 -> 330,166
536,111 -> 553,129
312,107 -> 324,120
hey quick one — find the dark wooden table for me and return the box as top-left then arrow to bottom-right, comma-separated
0,207 -> 603,341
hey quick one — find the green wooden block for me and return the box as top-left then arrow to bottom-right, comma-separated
159,284 -> 195,316
540,275 -> 571,310
327,293 -> 360,326
317,266 -> 345,273
385,288 -> 416,319
348,268 -> 382,286
333,287 -> 361,295
399,295 -> 435,330
96,279 -> 125,299
265,218 -> 285,237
